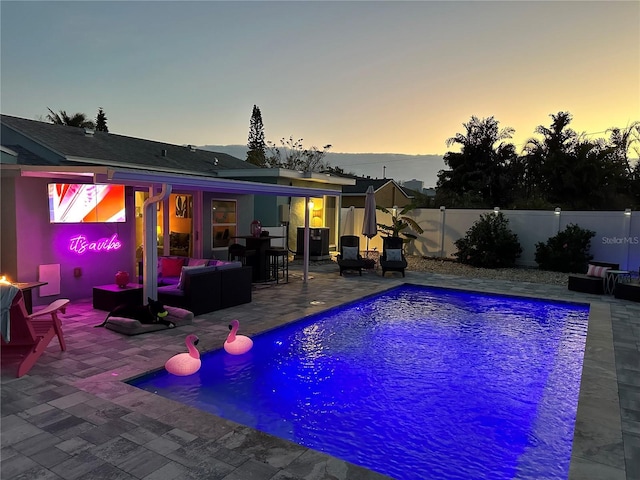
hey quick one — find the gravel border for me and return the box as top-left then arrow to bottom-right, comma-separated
293,254 -> 571,286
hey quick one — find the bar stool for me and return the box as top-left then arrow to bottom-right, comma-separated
266,248 -> 288,284
228,244 -> 255,266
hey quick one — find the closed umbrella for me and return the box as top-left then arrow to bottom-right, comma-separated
362,185 -> 377,257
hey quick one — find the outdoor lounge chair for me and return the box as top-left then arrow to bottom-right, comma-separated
337,235 -> 366,276
380,236 -> 408,277
1,288 -> 69,377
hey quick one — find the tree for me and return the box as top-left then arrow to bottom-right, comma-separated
266,136 -> 332,172
436,116 -> 517,207
606,122 -> 640,176
522,111 -> 577,206
522,112 -> 634,209
95,107 -> 108,132
246,105 -> 267,167
46,107 -> 95,129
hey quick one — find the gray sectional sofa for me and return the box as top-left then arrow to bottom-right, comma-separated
155,257 -> 252,316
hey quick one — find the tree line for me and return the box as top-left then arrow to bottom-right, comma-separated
434,112 -> 639,210
44,107 -> 108,132
246,105 -> 338,173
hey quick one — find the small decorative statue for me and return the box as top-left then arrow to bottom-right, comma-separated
250,220 -> 262,238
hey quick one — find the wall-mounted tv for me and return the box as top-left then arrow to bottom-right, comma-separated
48,183 -> 126,223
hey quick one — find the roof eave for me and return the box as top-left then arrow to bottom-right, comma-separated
218,167 -> 355,185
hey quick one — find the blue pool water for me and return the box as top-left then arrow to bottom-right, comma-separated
130,284 -> 589,480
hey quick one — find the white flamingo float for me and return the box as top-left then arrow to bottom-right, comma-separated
224,319 -> 253,355
165,334 -> 201,376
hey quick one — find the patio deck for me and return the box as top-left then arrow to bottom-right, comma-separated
1,263 -> 638,480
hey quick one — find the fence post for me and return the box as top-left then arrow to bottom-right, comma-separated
624,208 -> 632,270
554,207 -> 561,234
439,206 -> 446,258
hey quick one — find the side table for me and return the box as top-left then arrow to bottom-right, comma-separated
93,284 -> 144,311
604,270 -> 630,295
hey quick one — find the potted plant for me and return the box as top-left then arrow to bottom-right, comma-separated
376,204 -> 424,248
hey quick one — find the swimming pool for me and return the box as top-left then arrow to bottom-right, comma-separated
130,284 -> 590,480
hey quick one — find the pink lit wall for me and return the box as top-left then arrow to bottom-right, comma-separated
11,177 -> 136,305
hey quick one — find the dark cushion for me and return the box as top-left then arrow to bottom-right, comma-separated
104,305 -> 194,335
614,282 -> 640,302
157,284 -> 185,297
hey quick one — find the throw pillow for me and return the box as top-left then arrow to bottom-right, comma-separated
342,246 -> 359,260
188,258 -> 209,267
160,257 -> 185,277
586,264 -> 610,278
386,249 -> 402,262
177,265 -> 211,290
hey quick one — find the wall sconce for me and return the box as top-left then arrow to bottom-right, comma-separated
391,205 -> 398,217
493,207 -> 500,214
624,208 -> 632,216
554,207 -> 561,215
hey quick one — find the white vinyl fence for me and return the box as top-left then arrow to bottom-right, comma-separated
340,207 -> 639,271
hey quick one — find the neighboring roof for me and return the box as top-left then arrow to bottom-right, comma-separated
1,114 -> 253,175
341,177 -> 412,197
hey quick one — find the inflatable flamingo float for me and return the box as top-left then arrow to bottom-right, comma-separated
165,334 -> 201,376
224,319 -> 253,355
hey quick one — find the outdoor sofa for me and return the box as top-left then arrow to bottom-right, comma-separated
155,256 -> 252,315
567,261 -> 619,295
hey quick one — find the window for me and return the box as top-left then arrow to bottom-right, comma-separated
212,199 -> 236,248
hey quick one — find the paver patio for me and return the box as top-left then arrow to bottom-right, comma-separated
1,262 -> 638,480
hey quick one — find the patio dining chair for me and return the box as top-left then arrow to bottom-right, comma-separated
337,235 -> 366,276
228,243 -> 256,266
380,236 -> 408,277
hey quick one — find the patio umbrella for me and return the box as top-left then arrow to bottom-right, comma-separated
362,185 -> 377,257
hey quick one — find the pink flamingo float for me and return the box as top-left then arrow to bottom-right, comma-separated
224,319 -> 253,355
165,334 -> 201,376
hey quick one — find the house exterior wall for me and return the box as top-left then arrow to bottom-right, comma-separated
202,191 -> 254,259
0,174 -> 18,278
2,176 -> 137,306
342,183 -> 412,209
375,183 -> 411,209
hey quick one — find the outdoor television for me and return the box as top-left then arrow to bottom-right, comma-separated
48,183 -> 126,223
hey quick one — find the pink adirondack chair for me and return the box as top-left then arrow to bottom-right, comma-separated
1,290 -> 69,377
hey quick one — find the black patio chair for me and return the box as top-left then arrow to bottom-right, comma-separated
380,236 -> 408,277
337,235 -> 366,276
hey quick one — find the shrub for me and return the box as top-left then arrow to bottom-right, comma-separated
454,212 -> 522,268
534,224 -> 595,273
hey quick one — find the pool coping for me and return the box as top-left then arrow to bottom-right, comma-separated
72,277 -> 624,479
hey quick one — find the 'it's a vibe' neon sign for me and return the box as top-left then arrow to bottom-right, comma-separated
68,233 -> 122,254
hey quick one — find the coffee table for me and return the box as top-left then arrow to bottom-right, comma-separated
93,284 -> 144,311
604,270 -> 630,295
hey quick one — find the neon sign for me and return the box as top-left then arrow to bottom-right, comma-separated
68,233 -> 122,254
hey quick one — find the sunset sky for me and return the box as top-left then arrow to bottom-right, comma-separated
1,1 -> 638,157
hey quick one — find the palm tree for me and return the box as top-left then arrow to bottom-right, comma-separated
606,121 -> 640,176
437,115 -> 516,207
46,108 -> 95,129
